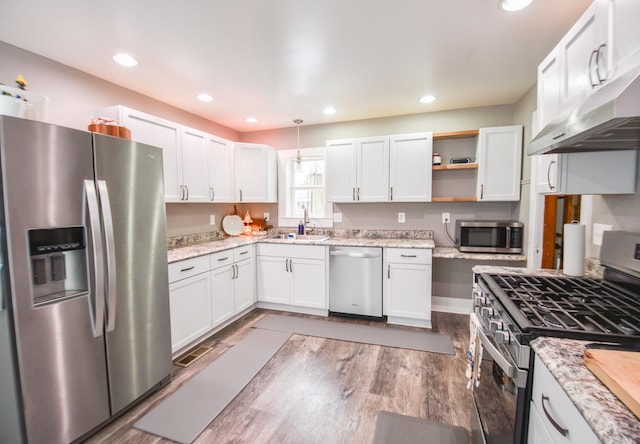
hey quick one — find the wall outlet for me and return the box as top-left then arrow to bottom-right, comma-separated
209,214 -> 216,225
398,212 -> 405,223
333,212 -> 343,222
592,223 -> 612,246
442,212 -> 451,224
263,212 -> 269,223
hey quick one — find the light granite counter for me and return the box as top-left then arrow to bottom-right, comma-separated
434,247 -> 526,262
531,337 -> 640,444
472,265 -> 567,276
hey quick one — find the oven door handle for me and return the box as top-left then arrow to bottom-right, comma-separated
477,327 -> 528,388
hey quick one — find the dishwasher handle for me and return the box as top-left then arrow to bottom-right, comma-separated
330,249 -> 381,259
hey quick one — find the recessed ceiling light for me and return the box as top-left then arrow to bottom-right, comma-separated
197,93 -> 214,102
112,53 -> 138,67
245,117 -> 258,123
498,0 -> 534,12
323,107 -> 337,115
419,95 -> 436,104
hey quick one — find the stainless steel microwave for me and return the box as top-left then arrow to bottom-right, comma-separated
456,220 -> 523,254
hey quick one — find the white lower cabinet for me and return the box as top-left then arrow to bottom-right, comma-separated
528,354 -> 600,444
168,256 -> 212,353
168,246 -> 256,354
383,248 -> 432,328
257,244 -> 327,311
210,246 -> 256,326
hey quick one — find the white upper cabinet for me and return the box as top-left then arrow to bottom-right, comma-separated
476,126 -> 523,201
325,139 -> 358,202
536,0 -> 640,132
389,133 -> 433,202
535,150 -> 637,195
207,135 -> 234,202
180,127 -> 214,202
326,137 -> 389,202
327,133 -> 432,203
234,143 -> 277,203
96,106 -> 182,201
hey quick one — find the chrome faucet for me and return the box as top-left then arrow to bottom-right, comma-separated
303,208 -> 311,232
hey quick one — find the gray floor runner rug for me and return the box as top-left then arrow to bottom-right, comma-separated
372,411 -> 470,444
134,328 -> 291,444
253,313 -> 454,355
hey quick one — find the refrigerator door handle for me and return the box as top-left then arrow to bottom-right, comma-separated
85,180 -> 105,337
97,180 -> 117,333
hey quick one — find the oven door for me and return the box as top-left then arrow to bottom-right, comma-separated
471,327 -> 530,444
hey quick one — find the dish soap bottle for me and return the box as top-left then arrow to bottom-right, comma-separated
298,220 -> 305,235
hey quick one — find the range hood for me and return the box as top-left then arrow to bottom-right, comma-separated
528,66 -> 640,156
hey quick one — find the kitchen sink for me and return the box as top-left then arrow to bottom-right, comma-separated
275,233 -> 330,242
294,234 -> 330,241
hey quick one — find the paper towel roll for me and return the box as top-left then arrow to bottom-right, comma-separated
563,222 -> 585,276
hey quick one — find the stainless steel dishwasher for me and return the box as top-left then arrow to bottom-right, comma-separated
329,246 -> 383,318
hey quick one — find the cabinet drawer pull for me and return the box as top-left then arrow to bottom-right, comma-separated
180,266 -> 195,272
552,132 -> 566,140
541,394 -> 568,437
400,254 -> 417,258
239,251 -> 249,255
218,256 -> 230,262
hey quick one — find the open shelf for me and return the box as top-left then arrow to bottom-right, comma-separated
433,129 -> 479,140
432,163 -> 478,171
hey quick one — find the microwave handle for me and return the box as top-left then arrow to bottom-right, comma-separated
506,227 -> 511,249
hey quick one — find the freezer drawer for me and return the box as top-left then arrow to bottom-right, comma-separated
329,246 -> 382,317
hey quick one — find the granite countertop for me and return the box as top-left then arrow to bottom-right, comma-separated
434,247 -> 526,262
167,235 -> 534,264
531,337 -> 640,444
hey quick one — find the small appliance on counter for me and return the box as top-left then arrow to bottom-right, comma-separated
456,220 -> 524,254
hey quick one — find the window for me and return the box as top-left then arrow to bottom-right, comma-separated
277,148 -> 333,228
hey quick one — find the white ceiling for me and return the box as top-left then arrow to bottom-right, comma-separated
0,0 -> 592,132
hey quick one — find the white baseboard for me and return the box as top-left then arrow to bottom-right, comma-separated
431,296 -> 472,314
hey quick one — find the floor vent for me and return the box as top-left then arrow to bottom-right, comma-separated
174,345 -> 212,368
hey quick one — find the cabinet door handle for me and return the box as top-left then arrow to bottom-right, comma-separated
357,187 -> 360,201
588,47 -> 599,88
185,185 -> 189,201
480,184 -> 484,200
285,258 -> 289,272
541,394 -> 569,437
352,187 -> 356,201
234,264 -> 238,279
180,266 -> 195,272
239,189 -> 243,202
547,160 -> 556,190
210,187 -> 214,201
387,264 -> 390,279
390,187 -> 393,201
180,185 -> 185,201
289,259 -> 293,273
595,43 -> 607,85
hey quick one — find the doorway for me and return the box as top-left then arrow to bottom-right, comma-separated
541,195 -> 581,269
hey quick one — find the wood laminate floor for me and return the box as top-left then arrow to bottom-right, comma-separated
85,310 -> 472,444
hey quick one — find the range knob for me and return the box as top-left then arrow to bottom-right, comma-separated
495,329 -> 511,344
481,307 -> 494,318
473,291 -> 489,307
489,319 -> 503,332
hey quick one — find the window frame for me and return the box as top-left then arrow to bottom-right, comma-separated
277,147 -> 333,229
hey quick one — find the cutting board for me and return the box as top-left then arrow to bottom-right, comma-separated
584,347 -> 640,419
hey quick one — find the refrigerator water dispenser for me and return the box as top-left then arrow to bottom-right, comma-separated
28,227 -> 88,306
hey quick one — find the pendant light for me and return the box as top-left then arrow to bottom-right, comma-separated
498,0 -> 533,11
294,119 -> 303,165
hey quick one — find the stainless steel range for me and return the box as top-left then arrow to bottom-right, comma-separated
470,231 -> 640,444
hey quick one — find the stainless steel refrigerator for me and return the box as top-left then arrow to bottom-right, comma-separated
0,115 -> 172,443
